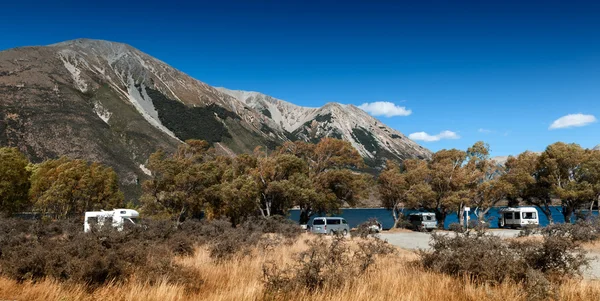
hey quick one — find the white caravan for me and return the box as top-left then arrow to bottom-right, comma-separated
84,209 -> 140,232
498,207 -> 539,228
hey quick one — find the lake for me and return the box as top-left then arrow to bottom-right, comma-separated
288,207 -> 597,229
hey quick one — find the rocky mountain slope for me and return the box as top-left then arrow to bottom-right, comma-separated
217,87 -> 430,166
0,39 -> 430,198
594,145 -> 600,151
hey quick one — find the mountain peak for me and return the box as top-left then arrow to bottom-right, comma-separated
0,39 -> 432,200
50,38 -> 132,49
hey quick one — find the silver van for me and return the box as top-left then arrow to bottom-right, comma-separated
310,217 -> 350,235
408,212 -> 437,231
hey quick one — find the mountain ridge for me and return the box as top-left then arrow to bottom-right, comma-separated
0,38 -> 431,198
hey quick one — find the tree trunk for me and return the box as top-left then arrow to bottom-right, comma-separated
435,209 -> 447,229
458,208 -> 465,227
588,200 -> 596,219
479,207 -> 491,221
562,203 -> 573,224
391,207 -> 399,229
535,203 -> 553,224
176,206 -> 187,229
299,206 -> 312,225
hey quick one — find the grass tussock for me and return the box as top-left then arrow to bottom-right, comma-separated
2,233 -> 600,301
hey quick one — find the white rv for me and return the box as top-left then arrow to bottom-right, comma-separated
84,209 -> 140,233
498,207 -> 539,228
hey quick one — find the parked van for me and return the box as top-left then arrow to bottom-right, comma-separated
498,207 -> 539,228
309,217 -> 350,235
408,212 -> 437,231
84,209 -> 139,233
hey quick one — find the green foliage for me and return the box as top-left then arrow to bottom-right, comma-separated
29,157 -> 124,219
146,87 -> 232,142
260,108 -> 272,118
351,127 -> 379,153
0,147 -> 31,215
140,140 -> 220,225
314,113 -> 333,123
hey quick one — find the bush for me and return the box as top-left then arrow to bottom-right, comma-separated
0,215 -> 302,287
420,226 -> 588,300
448,223 -> 465,233
264,235 -> 395,294
352,218 -> 382,238
540,219 -> 600,243
518,224 -> 539,237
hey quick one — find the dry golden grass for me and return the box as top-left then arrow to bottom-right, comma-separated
2,233 -> 600,301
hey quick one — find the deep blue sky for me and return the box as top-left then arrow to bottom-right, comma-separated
2,0 -> 599,156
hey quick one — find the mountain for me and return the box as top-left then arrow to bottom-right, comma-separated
217,88 -> 431,166
0,39 -> 430,197
594,145 -> 600,151
491,156 -> 510,166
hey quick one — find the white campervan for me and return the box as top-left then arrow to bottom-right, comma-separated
498,207 -> 539,228
84,209 -> 140,232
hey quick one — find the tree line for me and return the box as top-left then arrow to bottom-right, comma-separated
0,147 -> 123,218
0,138 -> 370,225
2,139 -> 599,228
379,141 -> 600,227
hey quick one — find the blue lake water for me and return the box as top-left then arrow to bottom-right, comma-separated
288,207 -> 597,229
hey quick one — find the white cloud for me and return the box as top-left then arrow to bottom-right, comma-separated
409,130 -> 460,142
358,101 -> 412,117
478,128 -> 493,134
549,113 -> 597,130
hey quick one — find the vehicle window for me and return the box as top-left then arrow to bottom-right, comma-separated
341,219 -> 347,224
120,211 -> 127,214
328,219 -> 340,225
514,212 -> 521,219
425,216 -> 432,221
87,217 -> 99,224
504,212 -> 513,219
313,219 -> 325,225
523,212 -> 536,219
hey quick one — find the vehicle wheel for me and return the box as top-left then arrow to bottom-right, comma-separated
342,229 -> 348,236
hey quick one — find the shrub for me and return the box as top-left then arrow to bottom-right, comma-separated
352,218 -> 382,238
448,223 -> 465,233
264,235 -> 396,294
0,215 -> 301,287
518,224 -> 539,237
420,226 -> 588,300
540,219 -> 600,243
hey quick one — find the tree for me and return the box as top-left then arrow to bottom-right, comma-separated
252,152 -> 311,217
580,150 -> 600,217
204,174 -> 260,225
538,143 -> 591,223
0,147 -> 31,215
467,142 -> 511,221
278,138 -> 368,224
500,151 -> 558,222
426,148 -> 472,227
378,159 -> 435,228
140,140 -> 219,225
29,157 -> 124,219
